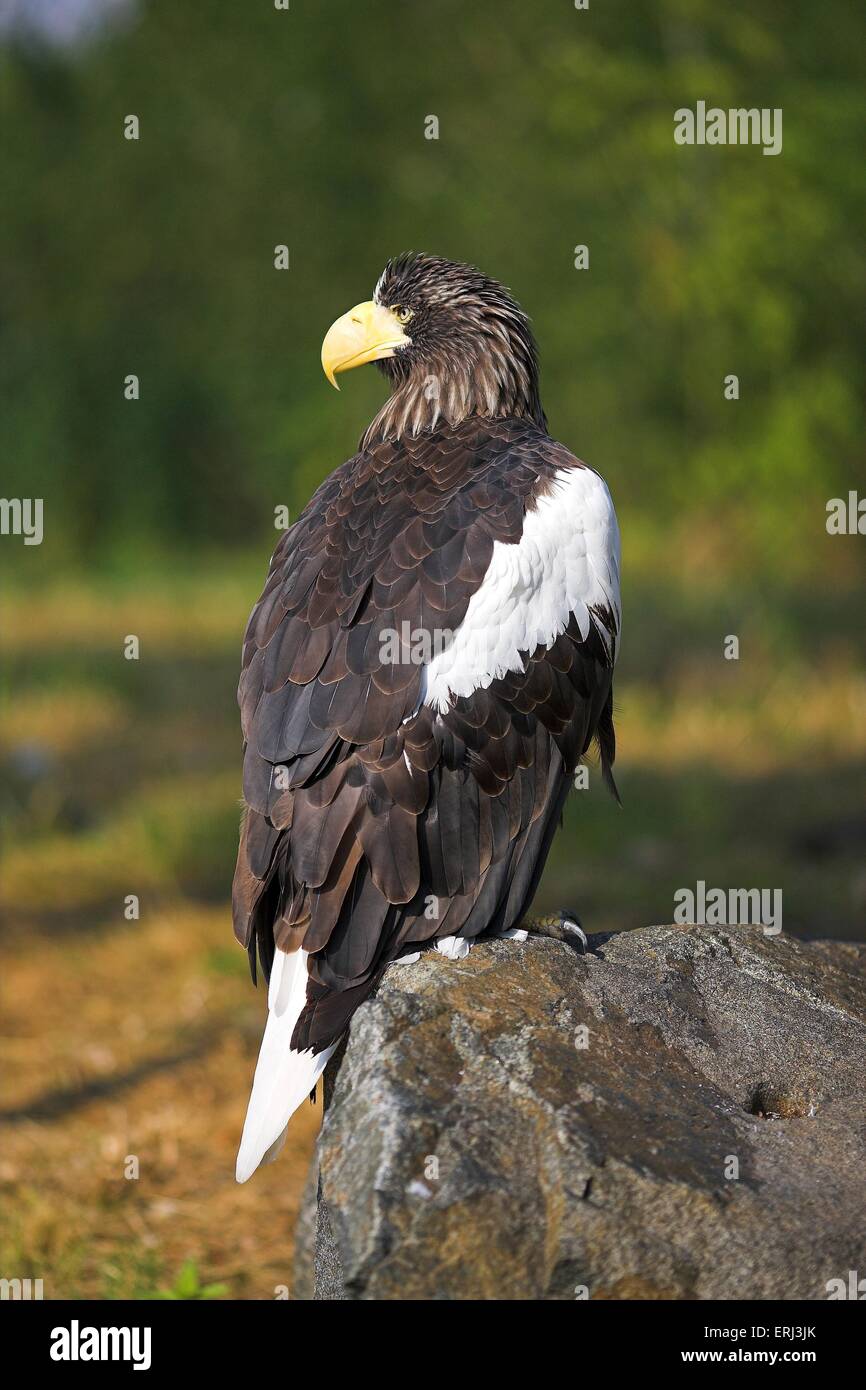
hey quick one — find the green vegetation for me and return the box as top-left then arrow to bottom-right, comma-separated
1,0 -> 864,570
151,1260 -> 228,1301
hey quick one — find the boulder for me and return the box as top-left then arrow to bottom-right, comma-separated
297,925 -> 866,1300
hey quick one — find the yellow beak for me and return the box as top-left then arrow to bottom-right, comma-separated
321,300 -> 411,389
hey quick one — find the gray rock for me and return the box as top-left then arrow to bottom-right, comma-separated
291,1158 -> 318,1300
300,925 -> 866,1300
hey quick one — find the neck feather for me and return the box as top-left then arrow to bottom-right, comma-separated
361,339 -> 546,449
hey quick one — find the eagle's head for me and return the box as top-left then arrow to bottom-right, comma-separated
321,253 -> 546,445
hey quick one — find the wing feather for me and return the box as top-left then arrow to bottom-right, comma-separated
233,418 -> 620,1178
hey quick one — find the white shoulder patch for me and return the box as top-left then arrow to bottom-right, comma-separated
422,465 -> 620,713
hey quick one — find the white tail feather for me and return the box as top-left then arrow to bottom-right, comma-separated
235,948 -> 336,1183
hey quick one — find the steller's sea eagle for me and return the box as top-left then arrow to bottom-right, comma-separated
233,254 -> 620,1182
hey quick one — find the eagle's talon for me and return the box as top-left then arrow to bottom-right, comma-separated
559,911 -> 588,954
522,909 -> 588,953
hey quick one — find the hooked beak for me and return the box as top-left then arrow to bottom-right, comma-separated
321,301 -> 410,389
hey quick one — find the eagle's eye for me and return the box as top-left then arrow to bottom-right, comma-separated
391,304 -> 413,325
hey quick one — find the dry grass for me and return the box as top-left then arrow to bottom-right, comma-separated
0,570 -> 257,656
0,572 -> 322,1298
620,664 -> 866,776
0,905 -> 320,1300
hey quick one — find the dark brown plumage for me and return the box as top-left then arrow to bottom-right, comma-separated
232,256 -> 619,1067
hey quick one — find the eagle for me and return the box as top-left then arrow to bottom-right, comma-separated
233,254 -> 621,1182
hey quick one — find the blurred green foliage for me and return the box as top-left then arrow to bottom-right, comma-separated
151,1259 -> 228,1300
1,0 -> 864,572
